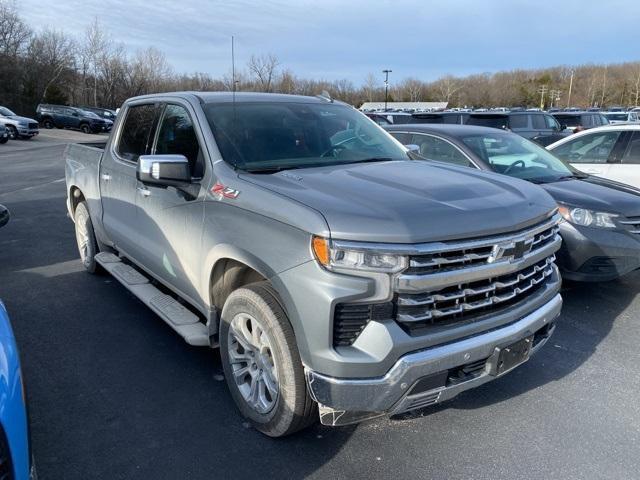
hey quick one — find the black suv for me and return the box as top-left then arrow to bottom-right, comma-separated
36,104 -> 111,134
550,111 -> 610,133
78,106 -> 117,121
411,111 -> 570,146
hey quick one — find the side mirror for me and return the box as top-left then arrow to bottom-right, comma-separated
560,124 -> 568,131
137,154 -> 191,187
404,144 -> 420,153
0,205 -> 10,228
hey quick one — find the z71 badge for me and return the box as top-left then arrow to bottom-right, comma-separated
211,182 -> 240,200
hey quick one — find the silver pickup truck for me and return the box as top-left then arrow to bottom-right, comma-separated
65,92 -> 563,437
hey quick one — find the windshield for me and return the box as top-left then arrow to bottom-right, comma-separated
82,111 -> 100,119
461,132 -> 578,183
204,102 -> 408,172
0,107 -> 15,116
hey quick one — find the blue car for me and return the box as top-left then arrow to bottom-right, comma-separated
0,206 -> 35,479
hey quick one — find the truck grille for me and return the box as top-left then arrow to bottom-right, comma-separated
28,122 -> 38,130
332,214 -> 561,346
396,256 -> 555,333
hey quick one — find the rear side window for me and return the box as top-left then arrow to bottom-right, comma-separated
531,115 -> 546,129
442,114 -> 461,124
508,115 -> 528,129
545,115 -> 559,129
117,104 -> 160,162
622,131 -> 640,164
581,115 -> 593,127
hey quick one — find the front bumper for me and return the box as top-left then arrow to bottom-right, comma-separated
557,222 -> 640,281
16,127 -> 38,137
306,293 -> 562,425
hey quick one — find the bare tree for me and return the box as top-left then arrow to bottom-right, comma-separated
0,0 -> 30,57
434,75 -> 462,102
631,66 -> 640,106
362,72 -> 378,102
247,54 -> 279,92
25,29 -> 75,104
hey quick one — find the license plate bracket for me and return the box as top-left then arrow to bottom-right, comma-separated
495,335 -> 534,376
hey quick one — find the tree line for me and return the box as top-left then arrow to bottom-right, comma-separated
1,0 -> 640,117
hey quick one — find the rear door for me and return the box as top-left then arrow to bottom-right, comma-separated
101,102 -> 161,259
604,131 -> 640,188
134,101 -> 208,304
550,129 -> 623,177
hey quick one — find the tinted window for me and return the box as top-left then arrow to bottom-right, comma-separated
605,113 -> 627,122
467,116 -> 508,129
410,115 -> 444,124
204,103 -> 408,171
442,114 -> 461,124
531,114 -> 546,129
508,115 -> 528,129
551,131 -> 622,164
389,132 -> 411,144
581,115 -> 593,127
410,133 -> 473,167
545,115 -> 559,130
117,104 -> 160,162
554,114 -> 581,126
622,131 -> 640,164
154,104 -> 203,177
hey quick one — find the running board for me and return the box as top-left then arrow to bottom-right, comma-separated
96,252 -> 210,346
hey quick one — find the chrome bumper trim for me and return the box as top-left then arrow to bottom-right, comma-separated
306,293 -> 562,414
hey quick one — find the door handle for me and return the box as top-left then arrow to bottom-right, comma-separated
101,173 -> 111,181
137,187 -> 151,197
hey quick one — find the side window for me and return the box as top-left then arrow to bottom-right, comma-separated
411,133 -> 473,167
544,115 -> 559,130
552,131 -> 622,164
117,104 -> 160,162
154,104 -> 204,177
389,132 -> 411,144
508,115 -> 528,129
581,115 -> 593,127
531,115 -> 546,129
443,114 -> 461,124
622,131 -> 640,164
600,114 -> 609,125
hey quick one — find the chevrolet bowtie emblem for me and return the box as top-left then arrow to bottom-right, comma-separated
488,238 -> 533,263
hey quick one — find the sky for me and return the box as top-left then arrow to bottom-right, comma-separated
18,0 -> 640,85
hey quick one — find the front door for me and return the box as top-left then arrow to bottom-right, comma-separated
553,129 -> 623,178
606,131 -> 640,188
134,102 -> 207,306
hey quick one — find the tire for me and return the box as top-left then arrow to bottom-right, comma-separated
6,125 -> 17,140
220,282 -> 317,437
80,123 -> 91,134
43,119 -> 54,129
0,136 -> 7,144
74,201 -> 100,273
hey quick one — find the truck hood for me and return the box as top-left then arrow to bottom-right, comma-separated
240,160 -> 556,243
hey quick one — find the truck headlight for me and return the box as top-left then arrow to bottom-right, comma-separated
558,205 -> 618,229
312,236 -> 407,273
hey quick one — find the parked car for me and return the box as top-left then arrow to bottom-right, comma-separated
603,111 -> 640,124
0,205 -> 36,480
547,124 -> 640,188
65,92 -> 562,436
0,106 -> 39,140
0,123 -> 8,144
410,111 -> 469,124
413,111 -> 571,146
36,104 -> 110,133
78,106 -> 117,121
386,123 -> 640,282
551,111 -> 609,132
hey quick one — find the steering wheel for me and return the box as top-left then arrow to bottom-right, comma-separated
321,144 -> 348,158
503,160 -> 525,174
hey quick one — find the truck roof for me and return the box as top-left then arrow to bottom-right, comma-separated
126,91 -> 347,106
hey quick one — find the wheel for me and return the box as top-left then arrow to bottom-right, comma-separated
74,201 -> 100,273
0,136 -> 7,144
220,283 -> 317,437
80,123 -> 91,134
6,125 -> 17,139
43,119 -> 54,129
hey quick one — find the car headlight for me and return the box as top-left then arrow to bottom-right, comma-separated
312,236 -> 407,273
557,205 -> 618,228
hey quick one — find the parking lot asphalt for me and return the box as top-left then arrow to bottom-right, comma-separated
1,133 -> 639,480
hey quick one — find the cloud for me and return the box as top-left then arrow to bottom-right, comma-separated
19,0 -> 640,84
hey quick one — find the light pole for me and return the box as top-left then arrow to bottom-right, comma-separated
383,69 -> 392,111
567,69 -> 574,108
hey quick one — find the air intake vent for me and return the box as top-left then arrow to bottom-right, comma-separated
333,302 -> 394,347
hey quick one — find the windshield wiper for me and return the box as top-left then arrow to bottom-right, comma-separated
343,157 -> 395,165
557,173 -> 588,180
